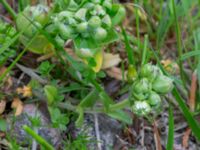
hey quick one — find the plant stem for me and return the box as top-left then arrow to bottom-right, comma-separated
58,98 -> 130,114
110,99 -> 130,111
141,34 -> 148,65
172,0 -> 186,85
135,0 -> 140,50
121,25 -> 135,65
0,0 -> 17,19
23,125 -> 54,150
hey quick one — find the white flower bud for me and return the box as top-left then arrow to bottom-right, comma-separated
132,101 -> 151,116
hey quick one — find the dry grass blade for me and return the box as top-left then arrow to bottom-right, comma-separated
153,121 -> 162,150
182,71 -> 197,148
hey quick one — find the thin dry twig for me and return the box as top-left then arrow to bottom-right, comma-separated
153,121 -> 162,150
94,113 -> 102,150
182,71 -> 197,148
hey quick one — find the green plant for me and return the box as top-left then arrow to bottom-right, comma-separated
0,20 -> 17,66
130,63 -> 173,116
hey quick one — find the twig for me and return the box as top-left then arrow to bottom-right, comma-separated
182,128 -> 191,148
188,71 -> 197,112
153,121 -> 162,150
182,71 -> 197,148
139,119 -> 145,146
94,113 -> 102,150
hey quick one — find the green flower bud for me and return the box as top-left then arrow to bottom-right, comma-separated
81,32 -> 90,38
90,0 -> 101,4
76,48 -> 93,58
45,24 -> 58,35
102,15 -> 112,28
83,2 -> 95,9
58,24 -> 74,40
68,18 -> 77,26
132,101 -> 151,116
127,65 -> 137,81
57,11 -> 74,22
16,5 -> 49,37
91,5 -> 106,16
152,75 -> 174,94
102,1 -> 112,10
31,4 -> 49,25
55,35 -> 65,47
94,27 -> 107,41
132,78 -> 151,100
140,64 -> 162,82
75,8 -> 87,21
148,91 -> 161,106
88,16 -> 102,28
76,22 -> 88,33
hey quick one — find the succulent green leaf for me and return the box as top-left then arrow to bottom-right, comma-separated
44,85 -> 58,105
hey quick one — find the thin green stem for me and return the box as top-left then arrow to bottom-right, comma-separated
23,125 -> 54,150
172,0 -> 185,85
0,0 -> 17,19
120,25 -> 135,65
109,99 -> 130,110
166,106 -> 174,150
141,34 -> 148,65
135,0 -> 140,49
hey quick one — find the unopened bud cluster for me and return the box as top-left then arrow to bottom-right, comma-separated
48,0 -> 122,47
131,64 -> 174,116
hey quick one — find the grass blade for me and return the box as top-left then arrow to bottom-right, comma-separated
180,50 -> 200,60
0,0 -> 17,19
171,0 -> 185,85
0,32 -> 39,82
172,88 -> 200,140
23,125 -> 54,150
141,34 -> 148,65
120,25 -> 135,65
166,106 -> 174,150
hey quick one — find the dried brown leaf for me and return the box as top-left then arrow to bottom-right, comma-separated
102,53 -> 121,69
11,98 -> 23,116
106,67 -> 127,80
0,99 -> 6,115
16,86 -> 32,97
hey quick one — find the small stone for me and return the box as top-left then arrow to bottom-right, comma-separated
7,103 -> 62,148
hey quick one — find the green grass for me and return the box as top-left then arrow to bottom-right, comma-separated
167,106 -> 174,150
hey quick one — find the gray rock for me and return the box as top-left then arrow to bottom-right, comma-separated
7,103 -> 62,148
68,114 -> 123,150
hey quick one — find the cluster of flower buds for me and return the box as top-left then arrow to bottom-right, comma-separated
16,5 -> 54,54
48,0 -> 125,48
16,4 -> 49,38
0,20 -> 16,63
131,63 -> 174,116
